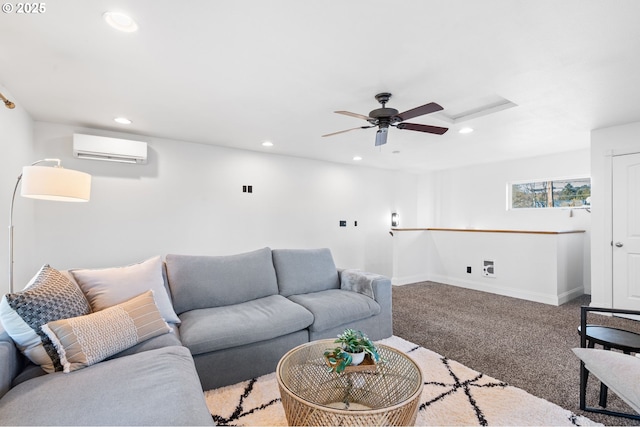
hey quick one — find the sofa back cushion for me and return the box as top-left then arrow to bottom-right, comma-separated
166,247 -> 278,314
273,248 -> 339,297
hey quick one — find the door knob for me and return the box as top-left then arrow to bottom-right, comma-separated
615,242 -> 624,247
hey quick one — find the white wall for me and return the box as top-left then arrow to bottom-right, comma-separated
424,149 -> 592,231
425,230 -> 585,305
415,149 -> 592,293
590,121 -> 640,307
0,92 -> 595,299
24,122 -> 419,286
0,86 -> 36,294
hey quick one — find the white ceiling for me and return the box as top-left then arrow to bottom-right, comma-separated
2,0 -> 640,172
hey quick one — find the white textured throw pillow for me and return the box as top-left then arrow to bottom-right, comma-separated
71,256 -> 180,324
42,290 -> 171,373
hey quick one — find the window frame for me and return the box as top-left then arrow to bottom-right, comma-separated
507,176 -> 591,211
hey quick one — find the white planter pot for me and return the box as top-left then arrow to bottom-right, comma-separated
348,351 -> 365,366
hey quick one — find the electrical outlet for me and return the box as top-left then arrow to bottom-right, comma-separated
339,220 -> 347,227
466,266 -> 472,274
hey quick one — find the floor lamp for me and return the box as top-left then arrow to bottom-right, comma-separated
9,158 -> 91,293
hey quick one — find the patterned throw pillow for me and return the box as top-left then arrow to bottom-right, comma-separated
42,290 -> 171,372
0,265 -> 92,373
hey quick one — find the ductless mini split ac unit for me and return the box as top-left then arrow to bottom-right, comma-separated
73,134 -> 148,164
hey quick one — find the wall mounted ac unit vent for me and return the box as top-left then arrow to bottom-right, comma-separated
73,134 -> 147,164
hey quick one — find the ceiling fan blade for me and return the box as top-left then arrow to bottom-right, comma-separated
395,102 -> 443,121
375,128 -> 388,146
322,126 -> 373,137
396,122 -> 449,135
335,110 -> 373,121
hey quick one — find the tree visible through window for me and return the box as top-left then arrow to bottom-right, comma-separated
511,178 -> 591,209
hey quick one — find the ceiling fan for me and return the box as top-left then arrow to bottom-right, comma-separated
322,92 -> 448,146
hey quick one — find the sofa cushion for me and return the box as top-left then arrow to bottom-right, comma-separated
10,328 -> 184,389
70,255 -> 180,324
107,323 -> 181,360
288,289 -> 380,332
0,265 -> 92,373
166,247 -> 279,314
272,248 -> 339,297
179,295 -> 313,355
42,291 -> 171,373
0,346 -> 214,426
572,348 -> 640,413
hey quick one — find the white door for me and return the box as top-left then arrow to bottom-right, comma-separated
613,152 -> 640,310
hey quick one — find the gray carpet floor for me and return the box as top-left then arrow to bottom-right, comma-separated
392,282 -> 640,426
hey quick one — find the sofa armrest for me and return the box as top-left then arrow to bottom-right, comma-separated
0,326 -> 23,399
370,275 -> 392,305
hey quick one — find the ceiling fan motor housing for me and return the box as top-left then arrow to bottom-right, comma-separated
368,108 -> 400,127
370,93 -> 401,125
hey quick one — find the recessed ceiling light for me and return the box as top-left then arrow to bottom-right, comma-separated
103,11 -> 138,32
353,156 -> 363,161
459,127 -> 474,134
114,117 -> 132,125
262,141 -> 273,147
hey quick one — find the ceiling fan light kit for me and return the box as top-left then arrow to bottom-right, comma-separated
323,92 -> 449,146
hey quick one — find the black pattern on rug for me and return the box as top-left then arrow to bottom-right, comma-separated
417,353 -> 586,426
407,345 -> 420,353
211,378 -> 281,426
419,356 -> 508,426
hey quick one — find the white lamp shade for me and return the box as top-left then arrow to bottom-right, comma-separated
21,165 -> 91,202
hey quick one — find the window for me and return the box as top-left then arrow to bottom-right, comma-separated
510,177 -> 591,209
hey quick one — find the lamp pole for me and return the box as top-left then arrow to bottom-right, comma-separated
8,172 -> 20,294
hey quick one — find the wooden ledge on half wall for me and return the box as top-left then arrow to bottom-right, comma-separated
390,228 -> 585,235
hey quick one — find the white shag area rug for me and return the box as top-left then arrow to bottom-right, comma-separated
204,336 -> 600,426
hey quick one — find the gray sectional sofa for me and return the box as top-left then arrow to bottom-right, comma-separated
0,247 -> 392,425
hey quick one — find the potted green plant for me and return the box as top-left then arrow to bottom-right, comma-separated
323,347 -> 352,373
324,329 -> 380,373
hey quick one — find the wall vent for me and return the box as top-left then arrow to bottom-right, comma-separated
483,260 -> 496,278
73,134 -> 147,164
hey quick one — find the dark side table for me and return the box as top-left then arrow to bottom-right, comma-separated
577,325 -> 640,407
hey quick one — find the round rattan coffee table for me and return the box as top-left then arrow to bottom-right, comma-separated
276,339 -> 423,426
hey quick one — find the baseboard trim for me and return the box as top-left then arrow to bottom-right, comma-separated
425,274 -> 584,306
392,274 -> 430,286
557,286 -> 585,305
